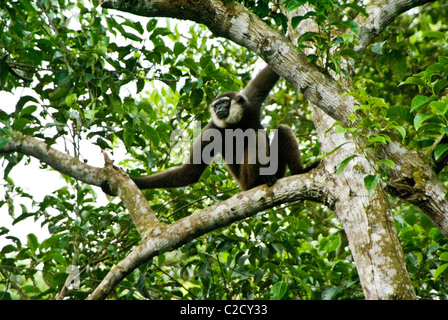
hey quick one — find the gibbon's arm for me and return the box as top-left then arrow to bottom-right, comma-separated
132,123 -> 214,190
132,163 -> 207,189
241,65 -> 280,111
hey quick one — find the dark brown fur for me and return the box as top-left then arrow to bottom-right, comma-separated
106,66 -> 316,194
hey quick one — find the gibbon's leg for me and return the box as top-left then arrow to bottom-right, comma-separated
274,124 -> 304,178
237,151 -> 267,191
237,130 -> 277,191
238,149 -> 261,191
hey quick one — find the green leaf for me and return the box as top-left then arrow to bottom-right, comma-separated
434,79 -> 448,95
380,159 -> 395,169
297,31 -> 319,47
399,76 -> 426,87
322,287 -> 343,300
19,105 -> 38,118
190,88 -> 204,107
12,118 -> 30,131
54,70 -> 71,86
43,252 -> 66,265
27,233 -> 39,253
434,263 -> 448,281
430,100 -> 448,115
291,12 -> 316,29
328,238 -> 340,252
413,113 -> 433,131
337,155 -> 357,176
423,31 -> 445,39
123,125 -> 135,149
173,42 -> 186,56
343,20 -> 360,35
1,245 -> 16,254
424,63 -> 444,79
12,210 -> 35,225
371,41 -> 387,55
411,95 -> 429,112
286,0 -> 306,11
65,93 -> 77,107
96,137 -> 111,150
340,49 -> 360,60
320,142 -> 349,158
0,137 -> 9,148
84,109 -> 98,120
435,144 -> 448,161
48,84 -> 72,102
145,125 -> 160,147
271,12 -> 288,31
392,125 -> 407,139
390,50 -> 407,79
440,252 -> 448,262
439,56 -> 448,64
367,136 -> 387,145
15,95 -> 39,115
137,274 -> 150,298
270,281 -> 288,300
146,19 -> 157,32
183,57 -> 198,74
364,174 -> 379,195
122,19 -> 144,35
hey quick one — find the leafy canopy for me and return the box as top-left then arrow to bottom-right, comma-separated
0,0 -> 447,300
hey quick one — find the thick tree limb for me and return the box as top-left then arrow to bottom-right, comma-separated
0,132 -> 103,185
349,0 -> 448,236
311,106 -> 416,299
101,0 -> 448,237
98,0 -> 448,300
87,169 -> 332,299
284,0 -> 438,298
102,0 -> 355,127
355,0 -> 436,53
0,131 -> 159,238
2,0 -> 439,300
0,130 -> 333,299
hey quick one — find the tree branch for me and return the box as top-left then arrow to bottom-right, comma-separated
102,0 -> 356,127
0,131 -> 102,185
0,131 -> 159,238
1,130 -> 333,300
354,0 -> 436,54
286,1 -> 448,238
87,169 -> 332,299
101,0 -> 448,240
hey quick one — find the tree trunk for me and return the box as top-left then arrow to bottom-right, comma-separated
313,108 -> 415,299
96,0 -> 442,300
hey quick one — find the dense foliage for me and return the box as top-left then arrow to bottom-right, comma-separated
0,0 -> 447,299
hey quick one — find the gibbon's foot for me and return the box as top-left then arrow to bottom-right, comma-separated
262,174 -> 278,188
302,160 -> 321,173
101,180 -> 116,196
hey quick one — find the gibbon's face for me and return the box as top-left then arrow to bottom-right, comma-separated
213,97 -> 231,120
210,92 -> 246,128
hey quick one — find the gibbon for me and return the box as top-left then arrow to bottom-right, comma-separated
102,65 -> 318,194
